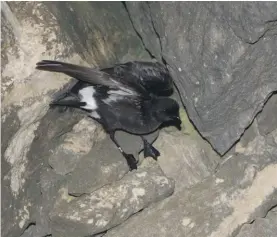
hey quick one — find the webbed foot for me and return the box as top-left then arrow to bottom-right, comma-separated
142,137 -> 160,160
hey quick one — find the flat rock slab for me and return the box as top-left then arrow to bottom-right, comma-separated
155,130 -> 220,192
48,117 -> 106,175
115,130 -> 159,159
66,137 -> 129,195
236,207 -> 277,237
50,159 -> 174,237
105,133 -> 277,237
126,2 -> 277,154
257,93 -> 277,136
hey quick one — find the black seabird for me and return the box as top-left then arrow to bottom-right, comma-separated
36,60 -> 181,170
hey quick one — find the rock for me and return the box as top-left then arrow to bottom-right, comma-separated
66,137 -> 129,195
238,120 -> 260,148
48,117 -> 106,175
66,125 -> 159,195
19,224 -> 36,237
1,2 -> 149,237
35,168 -> 66,237
126,2 -> 277,154
115,130 -> 159,160
45,1 -> 150,67
50,159 -> 174,237
105,133 -> 277,237
257,93 -> 277,136
154,130 -> 220,192
17,168 -> 66,237
1,2 -> 86,235
236,207 -> 277,237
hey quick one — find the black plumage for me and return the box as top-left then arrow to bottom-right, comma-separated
36,60 -> 181,170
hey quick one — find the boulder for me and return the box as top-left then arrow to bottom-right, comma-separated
105,131 -> 277,237
50,159 -> 174,237
126,2 -> 277,154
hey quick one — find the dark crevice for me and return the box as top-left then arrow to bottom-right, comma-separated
146,2 -> 219,155
248,20 -> 277,44
20,222 -> 36,236
234,203 -> 277,237
267,204 -> 277,213
215,89 -> 277,173
146,2 -> 163,60
248,27 -> 271,45
122,1 -> 155,59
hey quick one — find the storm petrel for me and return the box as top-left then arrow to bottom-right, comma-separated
36,60 -> 181,170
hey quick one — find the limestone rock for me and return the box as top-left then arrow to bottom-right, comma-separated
236,207 -> 277,237
66,137 -> 129,195
105,134 -> 277,237
257,93 -> 277,136
126,2 -> 277,154
50,160 -> 174,237
1,2 -> 149,236
48,117 -> 106,175
115,130 -> 159,161
154,130 -> 220,192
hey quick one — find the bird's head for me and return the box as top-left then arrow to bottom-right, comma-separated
152,98 -> 182,130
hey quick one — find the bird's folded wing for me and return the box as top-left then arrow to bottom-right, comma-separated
107,61 -> 173,96
36,60 -> 137,95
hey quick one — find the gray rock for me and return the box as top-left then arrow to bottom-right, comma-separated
154,130 -> 220,192
126,2 -> 277,154
105,134 -> 277,237
66,137 -> 129,195
236,207 -> 277,237
257,93 -> 277,136
1,2 -> 88,235
66,127 -> 159,195
45,1 -> 151,66
115,130 -> 159,160
238,119 -> 260,148
1,2 -> 148,236
50,159 -> 174,237
48,117 -> 106,175
19,224 -> 36,237
33,168 -> 66,237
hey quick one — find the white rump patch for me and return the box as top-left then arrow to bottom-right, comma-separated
79,86 -> 98,110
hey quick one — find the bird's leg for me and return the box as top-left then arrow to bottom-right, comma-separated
141,136 -> 160,160
110,132 -> 138,170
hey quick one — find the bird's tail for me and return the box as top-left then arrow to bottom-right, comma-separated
36,60 -> 94,80
36,60 -> 118,89
50,93 -> 85,109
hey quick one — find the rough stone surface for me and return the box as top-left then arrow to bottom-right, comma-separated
50,159 -> 174,237
105,132 -> 277,237
126,2 -> 277,154
257,93 -> 277,136
1,2 -> 150,237
48,117 -> 106,175
116,130 -> 159,161
2,2 -> 277,237
45,1 -> 150,67
236,206 -> 277,237
66,137 -> 129,195
155,130 -> 219,192
1,2 -> 85,235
